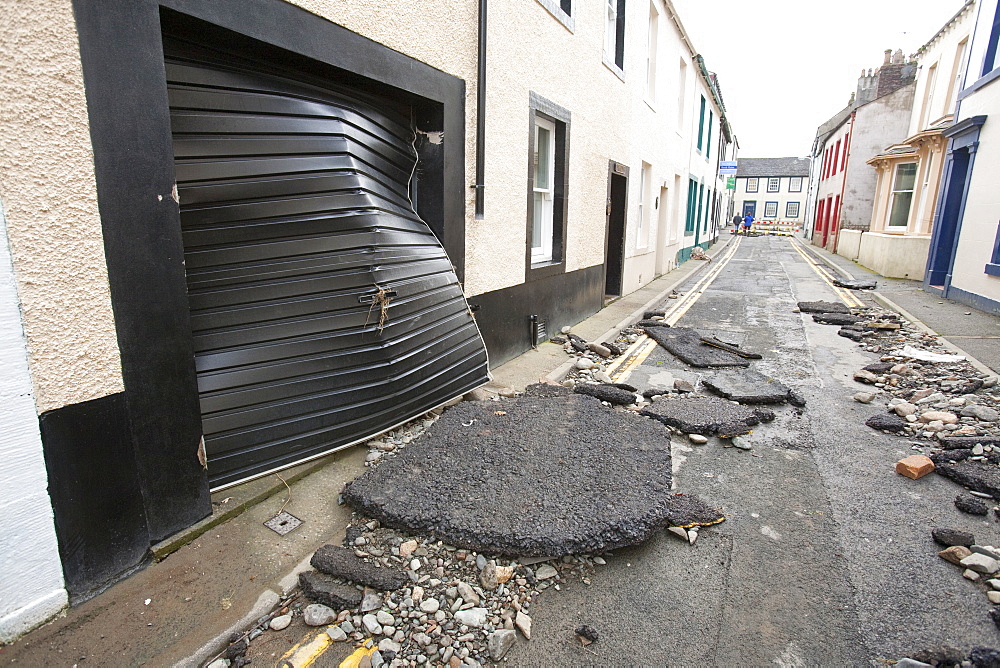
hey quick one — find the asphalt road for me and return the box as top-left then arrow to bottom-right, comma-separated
501,235 -> 999,666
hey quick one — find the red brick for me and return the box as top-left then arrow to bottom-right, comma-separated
896,455 -> 935,480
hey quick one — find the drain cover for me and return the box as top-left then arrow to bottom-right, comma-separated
264,511 -> 302,536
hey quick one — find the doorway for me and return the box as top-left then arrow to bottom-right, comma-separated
926,147 -> 970,288
742,201 -> 756,217
605,167 -> 628,296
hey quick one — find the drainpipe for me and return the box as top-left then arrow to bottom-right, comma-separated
474,0 -> 487,219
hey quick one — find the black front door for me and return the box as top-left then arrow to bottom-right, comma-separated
605,172 -> 628,296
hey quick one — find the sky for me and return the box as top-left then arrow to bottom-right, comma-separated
674,0 -> 971,158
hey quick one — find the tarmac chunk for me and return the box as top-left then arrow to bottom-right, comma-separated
702,370 -> 793,404
865,412 -> 908,432
699,337 -> 763,360
796,301 -> 851,314
643,327 -> 750,368
813,313 -> 864,326
641,395 -> 774,436
934,458 -> 1000,498
573,383 -> 636,405
311,544 -> 410,591
833,277 -> 877,290
298,571 -> 364,609
636,319 -> 671,328
343,389 -> 683,556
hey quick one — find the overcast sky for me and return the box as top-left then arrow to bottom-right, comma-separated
674,0 -> 971,159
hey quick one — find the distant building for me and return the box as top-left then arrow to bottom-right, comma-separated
734,158 -> 810,226
924,0 -> 1000,313
806,49 -> 918,252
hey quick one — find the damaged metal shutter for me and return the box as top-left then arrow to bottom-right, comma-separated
165,45 -> 490,489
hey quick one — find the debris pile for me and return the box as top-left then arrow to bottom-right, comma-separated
932,527 -> 1000,639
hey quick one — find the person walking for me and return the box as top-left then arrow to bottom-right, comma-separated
731,213 -> 742,235
742,212 -> 754,235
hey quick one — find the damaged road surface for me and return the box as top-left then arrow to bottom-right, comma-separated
344,385 -> 723,557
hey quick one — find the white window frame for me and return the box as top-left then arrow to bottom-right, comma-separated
887,162 -> 917,228
789,176 -> 802,192
746,177 -> 758,193
531,116 -> 557,263
764,201 -> 778,218
637,162 -> 651,248
786,201 -> 800,218
605,0 -> 618,68
766,177 -> 780,193
645,3 -> 658,104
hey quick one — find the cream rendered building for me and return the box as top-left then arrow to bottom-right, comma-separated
0,0 -> 734,638
863,1 -> 976,280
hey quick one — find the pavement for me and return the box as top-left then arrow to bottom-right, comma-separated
6,232 -> 1000,667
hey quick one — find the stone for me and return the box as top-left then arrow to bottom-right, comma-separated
587,343 -> 612,358
674,379 -> 696,393
932,527 -> 975,547
939,545 -> 973,565
378,639 -> 401,655
419,598 -> 440,614
479,561 -> 498,590
575,358 -> 595,370
375,610 -> 394,626
311,545 -> 409,591
454,608 -> 488,628
360,589 -> 382,613
866,413 -> 908,433
895,455 -> 935,479
893,660 -> 932,668
362,614 -> 382,635
399,540 -> 418,558
667,526 -> 688,540
206,661 -> 230,668
988,579 -> 1000,590
894,402 -> 918,417
515,611 -> 532,640
853,370 -> 878,384
989,591 -> 1000,604
456,581 -> 480,606
731,436 -> 752,450
960,553 -> 1000,574
593,371 -> 614,384
488,630 -> 517,661
688,434 -> 709,445
970,646 -> 1000,667
269,614 -> 292,631
853,392 -> 876,404
303,604 -> 337,627
965,569 -> 982,581
299,571 -> 364,610
964,405 -> 1000,422
495,565 -> 514,584
919,411 -> 959,424
535,564 -> 558,580
956,494 -> 990,515
326,626 -> 348,642
973,545 -> 1000,560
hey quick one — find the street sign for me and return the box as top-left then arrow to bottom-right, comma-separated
719,160 -> 738,175
726,176 -> 736,190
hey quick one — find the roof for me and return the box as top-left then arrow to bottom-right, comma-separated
916,0 -> 975,57
736,157 -> 811,178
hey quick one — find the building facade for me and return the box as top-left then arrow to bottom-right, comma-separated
859,2 -> 976,280
0,0 -> 734,639
734,157 -> 810,229
925,0 -> 1000,313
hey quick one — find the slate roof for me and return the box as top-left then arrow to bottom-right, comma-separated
735,157 -> 811,178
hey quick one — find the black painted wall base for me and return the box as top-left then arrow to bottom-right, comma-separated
39,394 -> 153,603
470,264 -> 604,367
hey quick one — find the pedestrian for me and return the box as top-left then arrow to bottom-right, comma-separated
731,213 -> 742,235
742,212 -> 754,235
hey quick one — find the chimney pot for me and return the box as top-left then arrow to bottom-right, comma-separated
884,49 -> 892,65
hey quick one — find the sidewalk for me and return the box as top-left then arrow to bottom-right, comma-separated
796,239 -> 1000,375
0,237 -> 731,667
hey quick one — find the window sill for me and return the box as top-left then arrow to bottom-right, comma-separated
527,258 -> 567,281
986,263 -> 1000,278
534,0 -> 575,33
602,55 -> 625,82
959,67 -> 1000,100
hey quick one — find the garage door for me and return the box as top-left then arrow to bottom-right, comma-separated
165,42 -> 490,489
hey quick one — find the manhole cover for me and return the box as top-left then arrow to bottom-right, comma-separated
264,511 -> 302,535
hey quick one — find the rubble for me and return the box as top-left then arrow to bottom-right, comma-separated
812,313 -> 864,326
643,326 -> 751,368
311,545 -> 411,591
895,455 -> 935,479
702,370 -> 794,404
641,395 -> 774,436
796,300 -> 851,314
299,571 -> 365,610
573,383 -> 637,406
932,528 -> 975,547
955,494 -> 989,515
832,277 -> 877,290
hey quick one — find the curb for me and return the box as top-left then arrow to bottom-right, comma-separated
793,239 -> 997,379
545,236 -> 734,383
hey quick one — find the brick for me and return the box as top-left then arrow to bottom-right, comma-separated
896,455 -> 935,480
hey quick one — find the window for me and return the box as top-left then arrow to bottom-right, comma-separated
638,162 -> 651,247
531,116 -> 556,262
706,110 -> 713,158
982,1 -> 1000,77
887,162 -> 917,228
560,0 -> 572,14
920,63 -> 938,129
840,134 -> 849,172
645,3 -> 658,102
605,0 -> 626,71
704,188 -> 712,230
833,140 -> 842,174
697,96 -> 706,151
988,221 -> 1000,277
527,92 -> 570,269
685,178 -> 698,233
746,177 -> 758,193
764,201 -> 778,218
767,177 -> 779,193
786,201 -> 800,218
537,0 -> 575,30
947,39 -> 968,110
677,59 -> 687,128
789,177 -> 802,192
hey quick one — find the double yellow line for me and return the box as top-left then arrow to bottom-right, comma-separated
605,239 -> 742,383
788,240 -> 864,308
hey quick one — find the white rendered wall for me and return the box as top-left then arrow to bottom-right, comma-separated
0,199 -> 67,643
909,2 -> 975,136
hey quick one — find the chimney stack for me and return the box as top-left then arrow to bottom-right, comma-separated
883,49 -> 892,65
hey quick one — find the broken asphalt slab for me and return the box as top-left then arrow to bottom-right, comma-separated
310,544 -> 410,590
702,370 -> 796,405
643,326 -> 751,368
832,277 -> 878,290
640,395 -> 775,436
813,313 -> 864,326
932,456 -> 1000,497
342,386 -> 722,556
797,301 -> 851,314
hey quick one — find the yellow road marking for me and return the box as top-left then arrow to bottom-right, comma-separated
339,644 -> 377,668
277,629 -> 333,668
789,240 -> 863,307
608,239 -> 742,384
